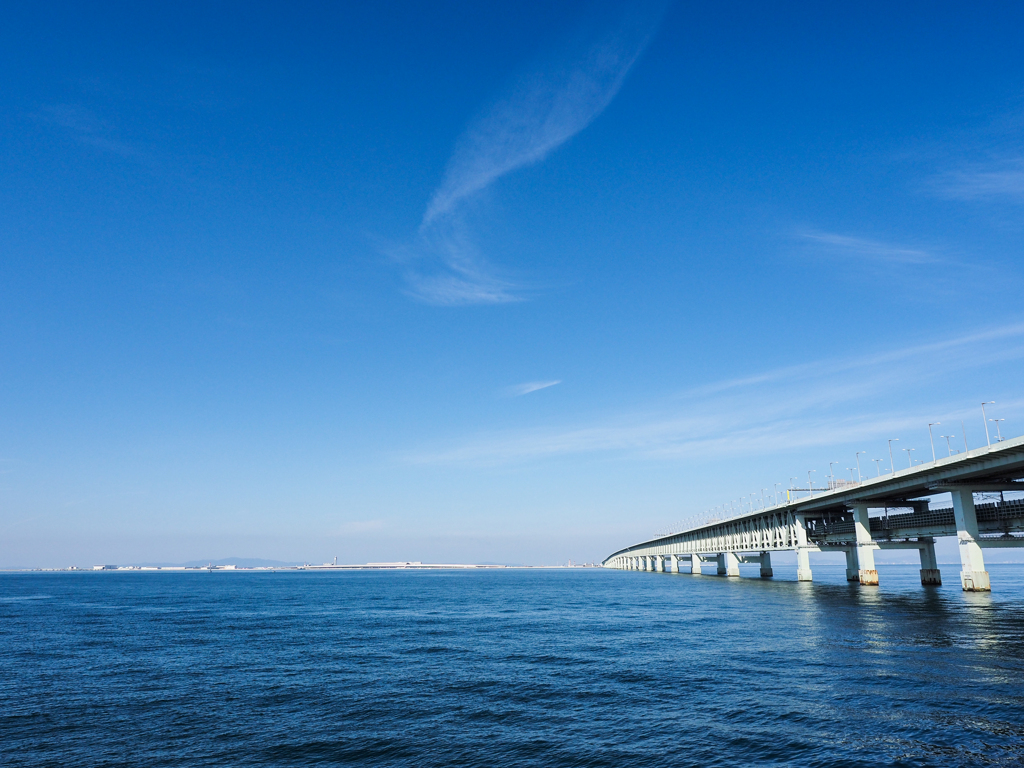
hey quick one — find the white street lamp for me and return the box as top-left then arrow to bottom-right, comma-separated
928,422 -> 940,462
855,451 -> 866,481
888,439 -> 899,474
807,470 -> 816,496
990,418 -> 1005,442
940,435 -> 954,456
872,458 -> 883,476
982,402 -> 994,446
903,447 -> 914,467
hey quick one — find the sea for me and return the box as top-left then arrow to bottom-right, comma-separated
2,564 -> 1024,767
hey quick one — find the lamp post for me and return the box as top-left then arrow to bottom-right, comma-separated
761,488 -> 768,509
807,469 -> 816,496
847,467 -> 855,482
855,451 -> 866,481
774,483 -> 781,505
888,438 -> 899,474
941,435 -> 954,456
990,418 -> 1005,442
903,447 -> 914,467
982,402 -> 994,446
829,462 -> 840,489
873,458 -> 883,476
928,422 -> 940,462
789,477 -> 798,502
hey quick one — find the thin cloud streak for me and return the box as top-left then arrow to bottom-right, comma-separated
423,19 -> 657,226
35,104 -> 141,158
507,380 -> 562,397
798,230 -> 934,265
398,6 -> 664,305
403,322 -> 1024,465
934,157 -> 1024,201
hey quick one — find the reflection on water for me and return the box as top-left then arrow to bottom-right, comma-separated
1,566 -> 1023,767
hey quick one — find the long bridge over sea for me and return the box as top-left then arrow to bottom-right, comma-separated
603,435 -> 1024,591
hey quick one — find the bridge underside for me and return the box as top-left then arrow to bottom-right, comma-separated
603,437 -> 1024,591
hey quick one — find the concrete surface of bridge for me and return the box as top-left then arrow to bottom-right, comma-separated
603,435 -> 1024,591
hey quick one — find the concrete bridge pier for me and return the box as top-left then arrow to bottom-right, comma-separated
844,548 -> 858,582
669,554 -> 679,574
951,488 -> 990,591
851,504 -> 879,586
690,554 -> 703,575
795,515 -> 813,582
655,555 -> 664,573
717,552 -> 740,577
919,538 -> 941,586
759,551 -> 773,578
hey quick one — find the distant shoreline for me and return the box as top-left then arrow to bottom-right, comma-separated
0,562 -> 603,573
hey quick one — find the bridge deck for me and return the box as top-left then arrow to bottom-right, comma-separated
603,435 -> 1024,591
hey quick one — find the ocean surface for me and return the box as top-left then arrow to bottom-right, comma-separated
3,565 -> 1024,767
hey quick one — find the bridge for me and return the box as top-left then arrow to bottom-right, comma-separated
602,435 -> 1024,591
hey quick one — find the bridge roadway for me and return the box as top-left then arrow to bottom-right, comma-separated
603,434 -> 1024,591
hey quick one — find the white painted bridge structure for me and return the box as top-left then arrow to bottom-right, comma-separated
603,435 -> 1024,591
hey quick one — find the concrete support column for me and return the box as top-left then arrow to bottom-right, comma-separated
721,552 -> 740,577
669,554 -> 679,574
655,555 -> 664,573
844,549 -> 858,582
951,488 -> 990,591
645,556 -> 653,572
851,504 -> 878,586
919,538 -> 941,585
690,554 -> 703,575
795,515 -> 813,582
759,551 -> 773,578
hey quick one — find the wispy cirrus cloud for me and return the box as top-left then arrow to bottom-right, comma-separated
506,380 -> 562,397
403,322 -> 1024,466
798,230 -> 934,264
933,157 -> 1024,201
35,104 -> 141,158
395,5 -> 665,305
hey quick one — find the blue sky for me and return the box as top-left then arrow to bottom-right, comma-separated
2,1 -> 1024,567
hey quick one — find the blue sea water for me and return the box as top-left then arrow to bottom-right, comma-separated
2,564 -> 1024,767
